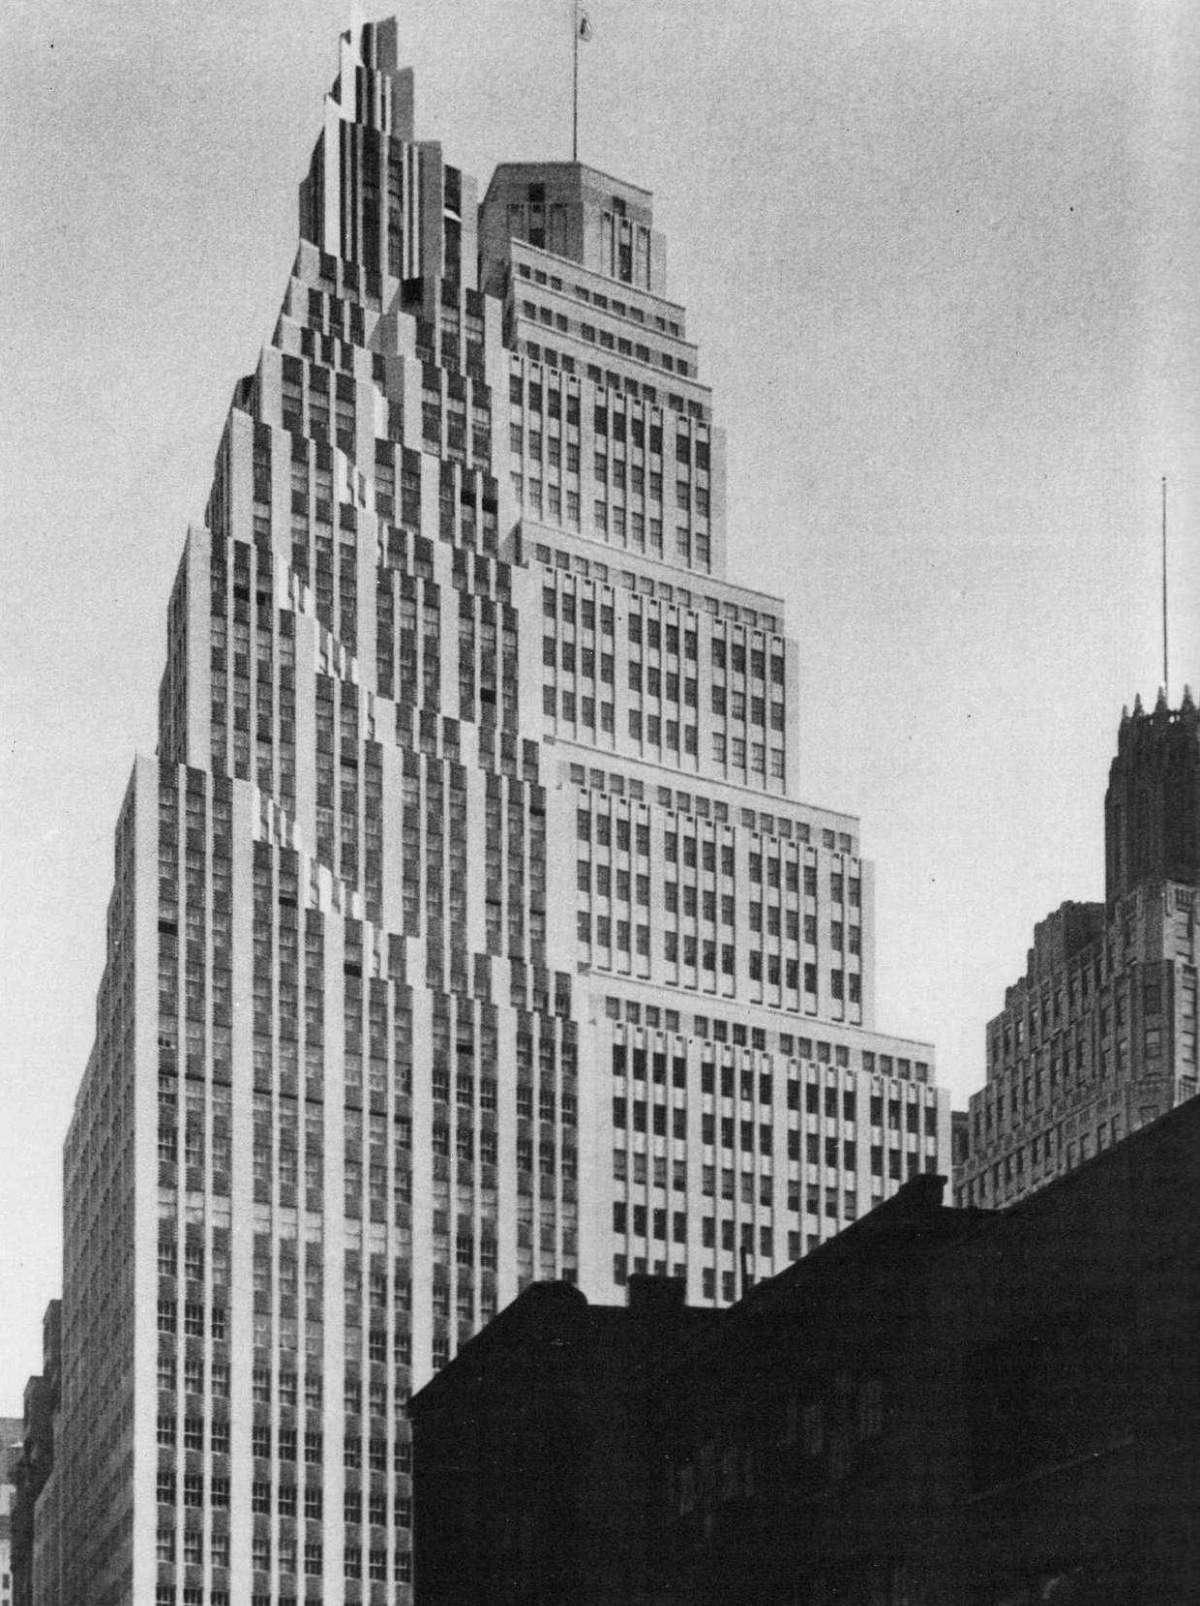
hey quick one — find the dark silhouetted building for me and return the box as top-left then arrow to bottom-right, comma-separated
413,1096 -> 1200,1604
937,1100 -> 1200,1603
412,1276 -> 718,1605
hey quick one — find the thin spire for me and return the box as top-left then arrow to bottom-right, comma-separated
1162,475 -> 1169,702
573,2 -> 593,163
573,2 -> 578,162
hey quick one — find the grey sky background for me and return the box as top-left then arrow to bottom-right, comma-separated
2,0 -> 1197,1393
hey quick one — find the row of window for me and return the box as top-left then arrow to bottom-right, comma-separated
961,1110 -> 1127,1202
155,1537 -> 409,1583
569,764 -> 849,851
546,664 -> 790,751
614,1046 -> 935,1115
154,1434 -> 411,1505
515,257 -> 681,335
604,1003 -> 932,1084
535,542 -> 782,632
157,1301 -> 227,1340
515,342 -> 707,420
520,297 -> 693,377
542,584 -> 783,666
614,1095 -> 928,1153
576,812 -> 858,890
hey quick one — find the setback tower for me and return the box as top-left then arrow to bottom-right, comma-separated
53,21 -> 949,1605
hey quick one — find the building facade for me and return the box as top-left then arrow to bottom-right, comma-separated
10,1302 -> 60,1606
957,689 -> 1199,1209
415,1097 -> 1200,1605
51,19 -> 948,1604
0,1416 -> 24,1606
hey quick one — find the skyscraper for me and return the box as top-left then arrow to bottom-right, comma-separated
1,1414 -> 25,1606
10,1301 -> 60,1606
53,20 -> 949,1605
956,687 -> 1199,1209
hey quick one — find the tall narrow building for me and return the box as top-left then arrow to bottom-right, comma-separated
53,20 -> 949,1606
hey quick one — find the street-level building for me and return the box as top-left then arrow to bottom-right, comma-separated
415,1094 -> 1200,1605
48,18 -> 948,1605
9,1302 -> 59,1606
412,1276 -> 718,1606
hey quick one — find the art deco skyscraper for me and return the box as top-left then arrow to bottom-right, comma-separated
52,21 -> 949,1606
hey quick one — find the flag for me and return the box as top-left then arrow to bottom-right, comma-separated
578,9 -> 593,41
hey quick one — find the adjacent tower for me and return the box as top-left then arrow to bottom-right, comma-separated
957,688 -> 1200,1209
51,21 -> 950,1606
1106,687 -> 1200,905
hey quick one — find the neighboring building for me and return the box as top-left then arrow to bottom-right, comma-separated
1106,687 -> 1200,900
52,18 -> 948,1604
415,1094 -> 1200,1604
0,1416 -> 25,1606
412,1276 -> 718,1606
10,1302 -> 60,1606
950,1107 -> 969,1171
957,688 -> 1199,1208
27,1464 -> 59,1606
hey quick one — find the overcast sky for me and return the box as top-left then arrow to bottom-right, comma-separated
1,0 -> 1197,1395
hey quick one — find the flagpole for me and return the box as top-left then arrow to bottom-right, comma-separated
572,1 -> 579,162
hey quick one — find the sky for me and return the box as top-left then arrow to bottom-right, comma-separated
1,0 -> 1197,1396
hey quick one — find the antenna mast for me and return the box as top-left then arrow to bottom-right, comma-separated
572,4 -> 592,163
1162,476 -> 1169,701
578,1 -> 587,161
